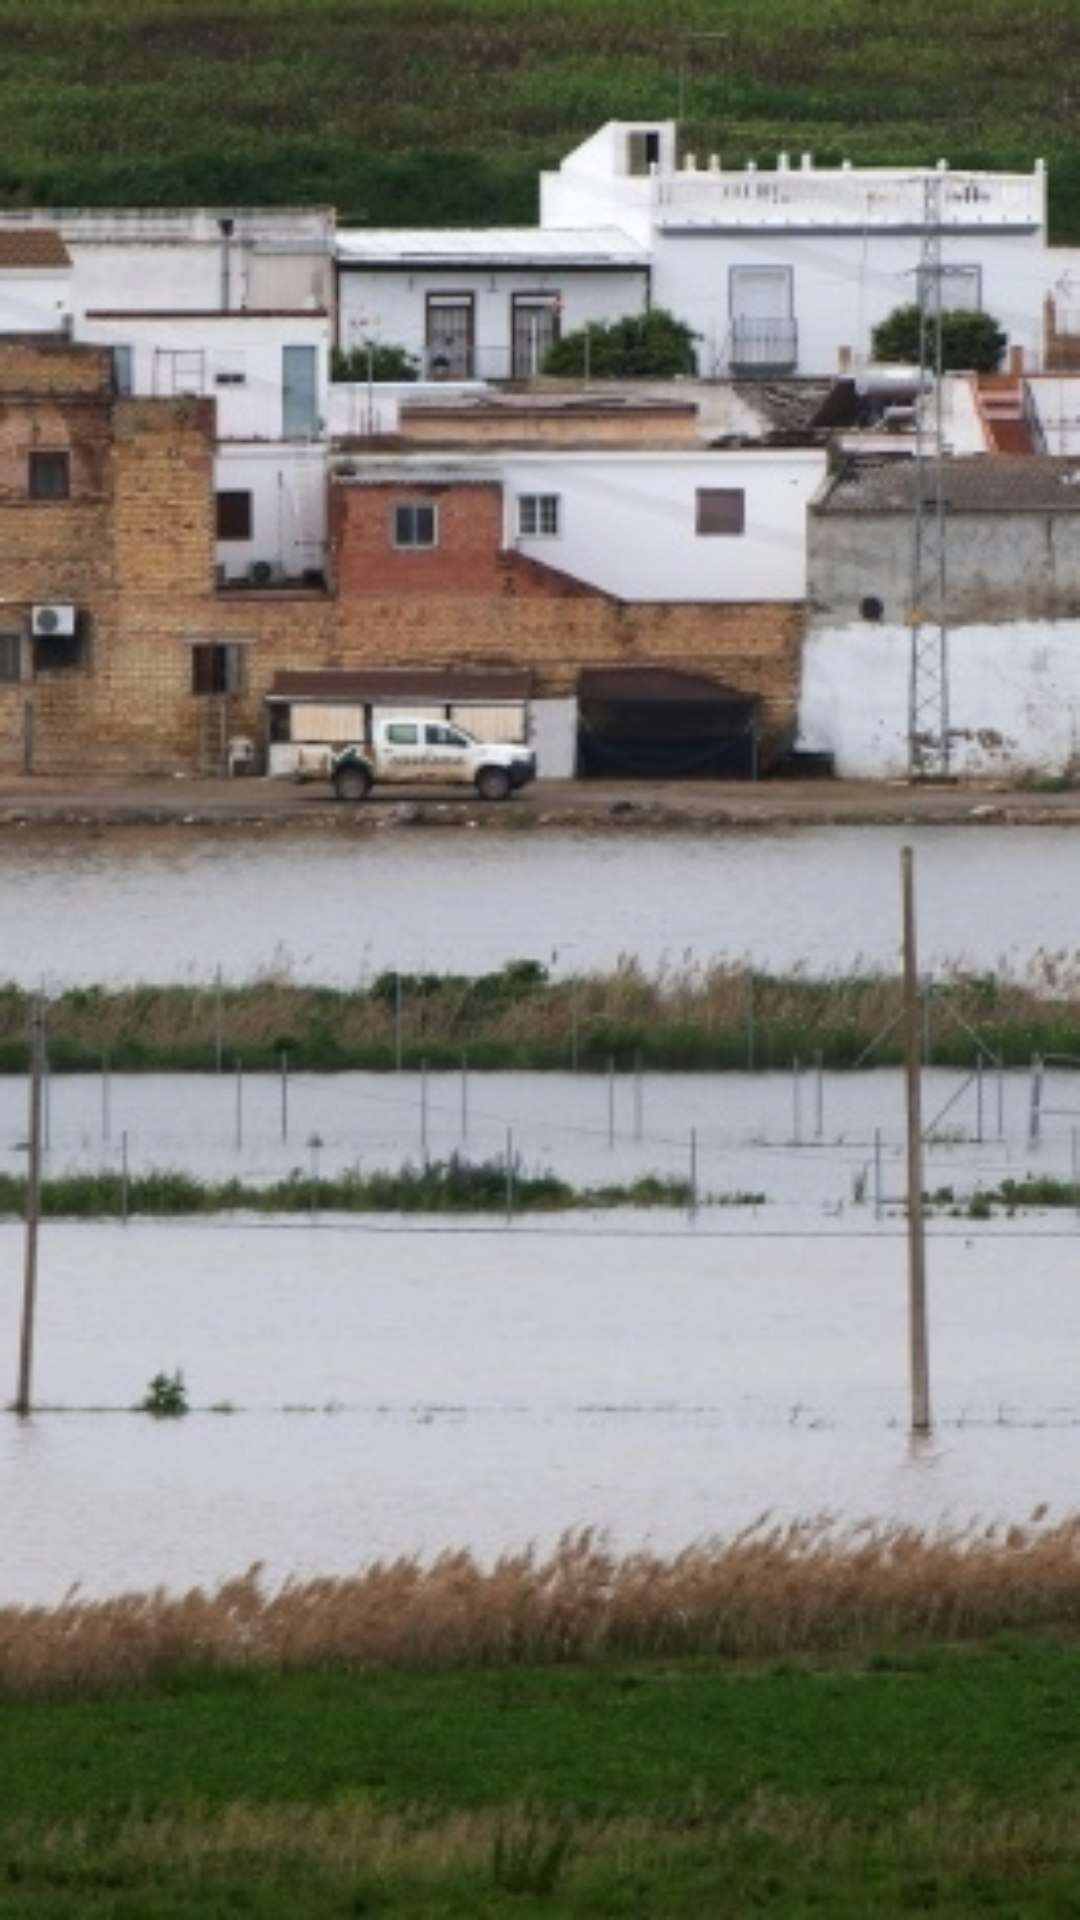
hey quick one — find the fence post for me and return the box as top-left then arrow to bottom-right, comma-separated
308,1132 -> 322,1220
874,1126 -> 883,1221
1028,1055 -> 1044,1147
689,1126 -> 699,1217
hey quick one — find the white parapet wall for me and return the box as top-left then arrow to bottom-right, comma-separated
799,620 -> 1080,778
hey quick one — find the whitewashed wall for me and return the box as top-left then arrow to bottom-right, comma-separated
0,268 -> 70,334
337,267 -> 647,377
799,620 -> 1080,777
327,379 -> 488,437
215,446 -> 328,581
78,312 -> 330,440
502,449 -> 824,600
651,228 -> 1049,378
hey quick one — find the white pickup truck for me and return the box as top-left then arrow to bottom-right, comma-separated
331,714 -> 536,802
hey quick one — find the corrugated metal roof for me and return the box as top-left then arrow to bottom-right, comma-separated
0,228 -> 70,268
579,667 -> 757,707
268,669 -> 532,703
817,455 -> 1080,513
336,226 -> 648,267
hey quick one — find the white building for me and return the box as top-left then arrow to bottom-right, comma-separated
0,207 -> 335,325
541,122 -> 1050,378
335,226 -> 649,380
0,229 -> 72,334
75,307 -> 332,584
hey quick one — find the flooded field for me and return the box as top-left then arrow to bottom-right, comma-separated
2,823 -> 1079,984
2,1065 -> 1077,1207
2,1217 -> 1079,1605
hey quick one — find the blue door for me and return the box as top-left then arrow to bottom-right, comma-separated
282,345 -> 318,438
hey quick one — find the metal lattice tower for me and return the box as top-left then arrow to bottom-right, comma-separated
907,169 -> 950,779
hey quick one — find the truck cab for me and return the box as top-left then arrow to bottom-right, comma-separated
332,714 -> 536,802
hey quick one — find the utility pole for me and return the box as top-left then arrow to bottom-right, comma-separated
908,167 -> 950,779
16,1002 -> 45,1417
902,848 -> 931,1432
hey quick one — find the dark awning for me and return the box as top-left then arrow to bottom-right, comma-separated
268,669 -> 532,705
578,667 -> 757,708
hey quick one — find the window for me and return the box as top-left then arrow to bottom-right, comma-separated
393,503 -> 437,548
191,642 -> 245,695
28,451 -> 70,501
917,264 -> 982,313
216,491 -> 253,541
154,349 -> 205,397
627,130 -> 660,176
518,494 -> 560,538
111,346 -> 133,396
860,595 -> 885,622
386,721 -> 419,745
696,488 -> 745,536
425,724 -> 467,747
0,634 -> 21,683
214,351 -> 247,387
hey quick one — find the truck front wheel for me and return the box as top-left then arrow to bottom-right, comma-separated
475,765 -> 511,802
334,763 -> 372,802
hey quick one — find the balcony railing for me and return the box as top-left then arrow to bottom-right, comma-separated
728,317 -> 799,375
654,163 -> 1045,228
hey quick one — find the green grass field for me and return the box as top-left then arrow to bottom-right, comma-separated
2,0 -> 1080,238
4,1641 -> 1080,1914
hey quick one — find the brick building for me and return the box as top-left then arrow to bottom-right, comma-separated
0,339 -> 812,776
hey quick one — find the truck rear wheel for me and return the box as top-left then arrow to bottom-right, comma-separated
334,763 -> 372,802
475,765 -> 511,802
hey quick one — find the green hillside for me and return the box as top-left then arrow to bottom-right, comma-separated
3,0 -> 1080,238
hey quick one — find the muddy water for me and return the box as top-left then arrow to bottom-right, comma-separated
2,1217 -> 1080,1604
3,823 -> 1080,984
2,1066 -> 1076,1208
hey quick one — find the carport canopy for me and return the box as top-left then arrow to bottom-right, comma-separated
577,667 -> 759,779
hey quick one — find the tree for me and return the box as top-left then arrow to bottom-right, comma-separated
542,308 -> 698,379
871,304 -> 1007,373
331,342 -> 419,383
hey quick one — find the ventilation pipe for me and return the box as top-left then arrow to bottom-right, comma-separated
219,216 -> 235,311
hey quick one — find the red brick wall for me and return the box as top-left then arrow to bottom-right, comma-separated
331,481 -> 508,594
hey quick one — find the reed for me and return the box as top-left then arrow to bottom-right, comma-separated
0,1159 -> 708,1219
4,956 -> 1080,1073
0,1515 -> 1075,1698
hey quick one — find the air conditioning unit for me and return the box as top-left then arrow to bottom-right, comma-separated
32,604 -> 76,638
248,560 -> 274,587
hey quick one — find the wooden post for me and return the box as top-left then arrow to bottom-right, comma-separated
16,1003 -> 45,1417
902,847 -> 931,1433
1028,1056 -> 1043,1147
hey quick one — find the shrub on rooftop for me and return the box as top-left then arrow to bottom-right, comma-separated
870,304 -> 1007,372
331,342 -> 419,382
542,307 -> 698,379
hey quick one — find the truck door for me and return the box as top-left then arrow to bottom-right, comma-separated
380,719 -> 424,782
423,722 -> 473,785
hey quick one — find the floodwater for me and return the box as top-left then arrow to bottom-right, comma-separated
2,1217 -> 1080,1605
2,823 -> 1079,984
3,1066 -> 1078,1209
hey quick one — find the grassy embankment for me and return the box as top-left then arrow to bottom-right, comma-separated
5,958 -> 1080,1073
5,1524 -> 1080,1912
2,0 -> 1080,240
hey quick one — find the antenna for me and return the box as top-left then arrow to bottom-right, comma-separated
907,168 -> 950,779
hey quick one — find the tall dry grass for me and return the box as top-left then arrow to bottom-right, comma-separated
2,1515 -> 1077,1698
